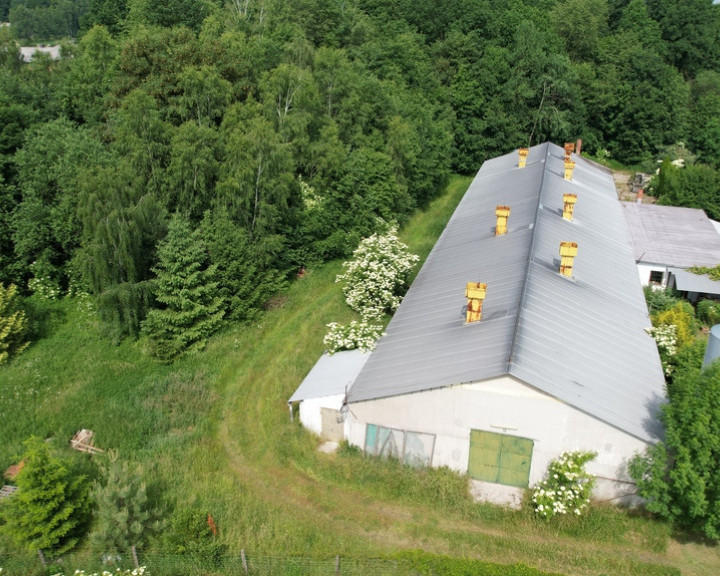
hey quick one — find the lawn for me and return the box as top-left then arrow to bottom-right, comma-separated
1,175 -> 718,576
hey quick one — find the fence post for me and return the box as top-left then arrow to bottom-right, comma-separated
38,549 -> 47,567
241,548 -> 248,575
335,555 -> 340,576
132,545 -> 139,569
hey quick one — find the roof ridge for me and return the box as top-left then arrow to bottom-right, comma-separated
506,142 -> 551,371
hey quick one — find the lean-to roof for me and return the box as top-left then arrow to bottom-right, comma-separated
347,143 -> 665,442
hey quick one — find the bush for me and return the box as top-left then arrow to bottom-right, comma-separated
531,451 -> 596,520
643,286 -> 680,314
696,299 -> 720,327
323,320 -> 384,353
651,301 -> 697,350
335,226 -> 419,320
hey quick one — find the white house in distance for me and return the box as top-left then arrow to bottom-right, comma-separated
290,142 -> 666,506
621,202 -> 720,297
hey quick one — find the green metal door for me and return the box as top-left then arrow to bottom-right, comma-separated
468,430 -> 533,488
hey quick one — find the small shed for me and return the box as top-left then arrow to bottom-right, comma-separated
289,350 -> 370,442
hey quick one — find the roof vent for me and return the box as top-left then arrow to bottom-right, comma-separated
518,148 -> 529,168
465,282 -> 487,323
564,142 -> 575,160
562,193 -> 577,221
495,205 -> 510,236
559,242 -> 578,277
564,159 -> 576,181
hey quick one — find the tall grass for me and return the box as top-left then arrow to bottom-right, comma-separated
1,174 -> 717,576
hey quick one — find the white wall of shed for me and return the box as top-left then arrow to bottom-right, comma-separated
346,377 -> 650,503
636,263 -> 668,287
298,394 -> 345,436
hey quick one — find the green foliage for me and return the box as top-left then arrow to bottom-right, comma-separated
697,299 -> 720,327
142,213 -> 224,360
201,209 -> 283,323
90,450 -> 162,555
655,161 -> 720,220
630,361 -> 720,539
689,264 -> 720,282
0,436 -> 90,557
161,507 -> 226,566
0,281 -> 28,364
531,451 -> 596,520
643,286 -> 681,315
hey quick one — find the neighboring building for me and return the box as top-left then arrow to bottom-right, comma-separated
621,203 -> 720,295
20,45 -> 61,62
291,143 -> 666,506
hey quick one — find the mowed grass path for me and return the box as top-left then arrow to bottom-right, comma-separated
1,175 -> 719,575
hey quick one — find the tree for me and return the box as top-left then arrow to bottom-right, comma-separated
142,213 -> 224,360
630,361 -> 720,539
0,437 -> 90,560
0,281 -> 28,364
90,450 -> 162,558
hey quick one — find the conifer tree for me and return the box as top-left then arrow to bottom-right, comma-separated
90,450 -> 162,557
142,213 -> 224,360
0,437 -> 90,560
0,281 -> 29,364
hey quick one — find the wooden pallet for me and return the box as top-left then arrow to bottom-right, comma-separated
70,429 -> 104,454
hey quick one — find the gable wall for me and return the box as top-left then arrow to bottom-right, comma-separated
346,377 -> 650,502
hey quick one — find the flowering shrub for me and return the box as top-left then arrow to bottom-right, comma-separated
532,451 -> 596,519
324,320 -> 384,354
28,260 -> 61,300
646,324 -> 678,376
335,227 -> 419,320
51,569 -> 146,576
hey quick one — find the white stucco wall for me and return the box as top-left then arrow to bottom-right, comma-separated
346,377 -> 650,504
298,394 -> 345,436
637,263 -> 668,287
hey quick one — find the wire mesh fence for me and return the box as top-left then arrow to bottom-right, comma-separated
0,552 -> 403,576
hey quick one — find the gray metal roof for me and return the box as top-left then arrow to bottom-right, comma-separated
669,267 -> 720,295
289,349 -> 370,403
621,202 -> 720,268
347,143 -> 665,443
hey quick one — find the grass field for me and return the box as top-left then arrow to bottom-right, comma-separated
1,175 -> 719,575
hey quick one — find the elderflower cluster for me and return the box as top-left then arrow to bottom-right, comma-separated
335,227 -> 419,320
645,324 -> 678,376
532,451 -> 596,520
28,261 -> 61,300
324,320 -> 385,354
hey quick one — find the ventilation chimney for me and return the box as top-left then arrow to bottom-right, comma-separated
564,159 -> 576,181
495,205 -> 510,236
518,148 -> 529,168
559,242 -> 578,277
576,138 -> 582,156
562,193 -> 577,221
465,282 -> 487,323
564,142 -> 575,160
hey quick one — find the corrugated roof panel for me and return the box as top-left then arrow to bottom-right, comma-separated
347,143 -> 665,442
289,349 -> 370,403
622,203 -> 720,268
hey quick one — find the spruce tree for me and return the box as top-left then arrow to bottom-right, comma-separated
0,437 -> 90,559
142,213 -> 224,360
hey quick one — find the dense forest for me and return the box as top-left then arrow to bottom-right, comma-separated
1,0 -> 720,355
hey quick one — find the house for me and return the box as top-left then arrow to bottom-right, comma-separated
621,202 -> 720,298
291,143 -> 666,506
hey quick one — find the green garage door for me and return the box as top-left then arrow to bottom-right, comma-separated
468,430 -> 533,488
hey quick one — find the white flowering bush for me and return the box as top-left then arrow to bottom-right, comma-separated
335,227 -> 419,320
28,260 -> 61,300
645,324 -> 678,376
51,569 -> 146,576
324,320 -> 384,354
532,451 -> 596,520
